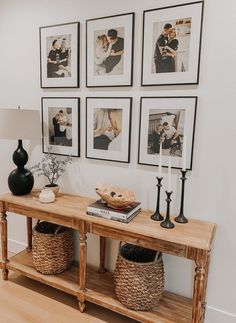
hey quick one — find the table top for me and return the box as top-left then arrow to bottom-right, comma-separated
0,191 -> 216,252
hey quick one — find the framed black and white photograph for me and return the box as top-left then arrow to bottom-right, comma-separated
142,1 -> 203,86
86,97 -> 132,162
40,22 -> 80,88
138,97 -> 197,170
86,13 -> 134,87
42,97 -> 80,157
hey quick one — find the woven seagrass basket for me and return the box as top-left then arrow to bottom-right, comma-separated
114,243 -> 164,311
32,220 -> 73,275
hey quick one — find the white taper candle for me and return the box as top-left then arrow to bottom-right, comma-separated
168,156 -> 172,192
182,135 -> 186,171
158,143 -> 162,177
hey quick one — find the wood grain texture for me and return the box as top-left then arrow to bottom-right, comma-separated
0,257 -> 134,323
0,211 -> 8,280
26,217 -> 32,251
0,191 -> 216,323
98,236 -> 107,274
79,232 -> 87,313
5,250 -> 192,323
0,191 -> 216,251
192,250 -> 210,323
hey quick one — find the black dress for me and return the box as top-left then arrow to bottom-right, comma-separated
106,37 -> 124,73
47,49 -> 60,78
165,38 -> 179,73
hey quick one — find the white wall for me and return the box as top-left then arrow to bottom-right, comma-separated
0,0 -> 235,322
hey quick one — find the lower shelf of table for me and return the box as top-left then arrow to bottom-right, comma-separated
6,250 -> 192,323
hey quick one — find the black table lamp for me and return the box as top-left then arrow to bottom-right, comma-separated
0,107 -> 40,195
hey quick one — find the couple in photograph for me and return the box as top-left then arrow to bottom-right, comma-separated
51,109 -> 72,147
154,23 -> 179,73
152,122 -> 181,155
95,29 -> 124,75
47,38 -> 71,78
93,109 -> 122,151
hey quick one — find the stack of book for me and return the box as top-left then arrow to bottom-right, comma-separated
86,199 -> 141,223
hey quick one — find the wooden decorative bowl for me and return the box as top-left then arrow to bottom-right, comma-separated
95,186 -> 135,209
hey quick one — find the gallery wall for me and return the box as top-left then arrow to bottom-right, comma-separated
0,0 -> 235,322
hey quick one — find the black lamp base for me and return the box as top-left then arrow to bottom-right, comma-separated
8,140 -> 34,195
8,168 -> 34,196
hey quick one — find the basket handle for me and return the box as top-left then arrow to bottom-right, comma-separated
36,220 -> 61,235
154,251 -> 162,262
118,241 -> 123,255
118,241 -> 161,262
55,226 -> 62,235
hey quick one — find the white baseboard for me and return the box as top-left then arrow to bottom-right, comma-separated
6,239 -> 236,323
205,306 -> 236,323
8,239 -> 27,254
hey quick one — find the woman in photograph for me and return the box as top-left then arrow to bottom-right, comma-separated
165,28 -> 179,72
93,108 -> 122,151
93,109 -> 114,150
57,38 -> 71,77
107,109 -> 122,151
94,35 -> 112,75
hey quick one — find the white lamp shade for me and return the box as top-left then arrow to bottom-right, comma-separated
0,108 -> 41,140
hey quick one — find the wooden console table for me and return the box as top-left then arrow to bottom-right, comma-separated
0,191 -> 216,323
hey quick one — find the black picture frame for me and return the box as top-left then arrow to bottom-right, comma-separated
41,97 -> 80,157
138,96 -> 197,170
40,22 -> 80,88
141,1 -> 204,86
86,97 -> 132,163
86,13 -> 135,87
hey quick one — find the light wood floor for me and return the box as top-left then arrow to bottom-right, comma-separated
0,253 -> 136,323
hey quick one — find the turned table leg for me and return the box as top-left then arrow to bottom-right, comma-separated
0,212 -> 9,280
26,217 -> 32,252
192,250 -> 210,323
78,232 -> 87,312
98,236 -> 107,274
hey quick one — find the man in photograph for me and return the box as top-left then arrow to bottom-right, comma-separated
153,23 -> 172,73
105,29 -> 124,73
65,107 -> 72,147
47,39 -> 61,78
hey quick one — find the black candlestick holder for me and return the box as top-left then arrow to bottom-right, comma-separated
175,170 -> 188,224
161,191 -> 175,229
151,176 -> 164,221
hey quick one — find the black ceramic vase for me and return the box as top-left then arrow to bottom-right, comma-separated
8,140 -> 34,195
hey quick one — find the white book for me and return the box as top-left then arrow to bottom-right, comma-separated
86,199 -> 141,221
87,209 -> 141,223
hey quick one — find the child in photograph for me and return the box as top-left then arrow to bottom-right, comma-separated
162,122 -> 181,150
95,35 -> 112,75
